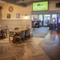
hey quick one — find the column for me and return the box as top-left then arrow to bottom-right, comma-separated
0,6 -> 2,25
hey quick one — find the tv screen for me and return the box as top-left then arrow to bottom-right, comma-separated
33,1 -> 48,11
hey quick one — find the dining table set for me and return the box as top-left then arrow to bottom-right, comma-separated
9,27 -> 31,43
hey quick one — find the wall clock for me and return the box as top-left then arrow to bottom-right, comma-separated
9,6 -> 13,12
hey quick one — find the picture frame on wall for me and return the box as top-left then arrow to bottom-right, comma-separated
16,13 -> 20,18
7,14 -> 11,18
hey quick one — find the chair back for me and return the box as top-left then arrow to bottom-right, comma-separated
14,27 -> 19,30
0,31 -> 2,36
4,25 -> 8,29
9,32 -> 15,37
25,29 -> 30,36
20,31 -> 25,38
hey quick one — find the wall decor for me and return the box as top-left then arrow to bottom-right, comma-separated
16,13 -> 20,18
8,6 -> 14,12
7,14 -> 11,18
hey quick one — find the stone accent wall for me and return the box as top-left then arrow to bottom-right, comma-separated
2,19 -> 31,33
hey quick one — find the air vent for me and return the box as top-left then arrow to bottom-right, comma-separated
56,2 -> 60,7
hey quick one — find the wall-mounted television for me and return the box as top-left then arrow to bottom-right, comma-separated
33,1 -> 48,11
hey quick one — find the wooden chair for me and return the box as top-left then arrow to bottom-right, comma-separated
2,29 -> 7,37
0,30 -> 5,39
25,29 -> 30,39
3,25 -> 8,36
0,31 -> 2,38
9,32 -> 15,42
14,30 -> 25,43
30,28 -> 33,37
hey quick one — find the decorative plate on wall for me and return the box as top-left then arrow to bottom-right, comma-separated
8,6 -> 13,12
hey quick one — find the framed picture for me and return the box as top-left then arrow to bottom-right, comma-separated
7,14 -> 11,18
16,13 -> 20,18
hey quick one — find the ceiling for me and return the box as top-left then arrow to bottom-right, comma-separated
0,0 -> 7,5
0,0 -> 60,7
1,0 -> 46,7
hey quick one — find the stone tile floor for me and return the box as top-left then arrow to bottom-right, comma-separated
0,36 -> 51,60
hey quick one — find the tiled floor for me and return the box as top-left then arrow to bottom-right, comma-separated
0,36 -> 51,60
0,30 -> 60,60
40,31 -> 60,60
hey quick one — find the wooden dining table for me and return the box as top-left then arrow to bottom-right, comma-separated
0,28 -> 6,31
9,28 -> 28,33
9,28 -> 30,42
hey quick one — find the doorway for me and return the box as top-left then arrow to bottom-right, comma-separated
31,14 -> 58,28
44,14 -> 50,26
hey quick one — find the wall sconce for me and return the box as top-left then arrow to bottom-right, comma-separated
24,14 -> 28,19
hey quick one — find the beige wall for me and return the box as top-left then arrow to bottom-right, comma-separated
2,3 -> 32,20
1,1 -> 60,30
2,3 -> 32,29
49,1 -> 60,10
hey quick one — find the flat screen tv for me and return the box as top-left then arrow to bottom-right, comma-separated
33,1 -> 48,11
